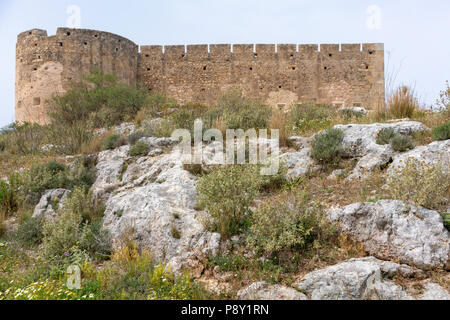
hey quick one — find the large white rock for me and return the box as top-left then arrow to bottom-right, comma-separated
33,189 -> 72,219
97,145 -> 221,274
296,257 -> 415,300
296,257 -> 449,300
327,200 -> 450,270
387,140 -> 450,175
332,121 -> 428,180
237,281 -> 307,300
280,148 -> 317,180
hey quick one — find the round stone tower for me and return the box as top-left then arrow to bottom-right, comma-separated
15,28 -> 139,124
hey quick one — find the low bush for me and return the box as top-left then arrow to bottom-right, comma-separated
103,134 -> 126,150
127,131 -> 146,145
387,86 -> 419,118
212,90 -> 271,131
197,165 -> 264,237
247,190 -> 337,256
311,128 -> 345,168
0,177 -> 18,216
376,128 -> 396,145
432,121 -> 450,141
0,123 -> 47,155
290,103 -> 336,134
436,81 -> 450,115
41,187 -> 110,272
14,214 -> 45,247
390,134 -> 415,152
129,141 -> 149,157
387,158 -> 450,210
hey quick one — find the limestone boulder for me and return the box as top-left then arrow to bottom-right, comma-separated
327,200 -> 450,270
33,188 -> 72,220
237,281 -> 307,300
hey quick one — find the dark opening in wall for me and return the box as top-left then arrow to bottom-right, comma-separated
146,68 -> 151,71
34,43 -> 38,46
324,66 -> 328,70
290,54 -> 294,59
369,50 -> 374,55
33,97 -> 41,106
291,67 -> 296,70
329,53 -> 333,57
28,32 -> 32,35
254,53 -> 258,58
58,42 -> 63,47
115,48 -> 119,52
181,54 -> 185,58
94,34 -> 98,38
33,67 -> 37,71
278,85 -> 282,89
84,42 -> 88,45
145,54 -> 149,57
203,66 -> 207,71
365,64 -> 369,70
249,67 -> 253,71
201,88 -> 206,92
66,32 -> 71,36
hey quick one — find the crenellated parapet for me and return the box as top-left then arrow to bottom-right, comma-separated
16,27 -> 384,124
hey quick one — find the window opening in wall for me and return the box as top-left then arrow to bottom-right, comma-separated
291,67 -> 296,70
277,103 -> 286,110
146,68 -> 151,71
66,32 -> 71,36
58,42 -> 63,47
249,67 -> 253,71
329,53 -> 333,57
369,50 -> 374,55
254,53 -> 258,58
203,66 -> 207,71
33,97 -> 41,106
84,42 -> 88,45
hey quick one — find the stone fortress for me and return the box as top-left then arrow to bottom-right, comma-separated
15,28 -> 385,124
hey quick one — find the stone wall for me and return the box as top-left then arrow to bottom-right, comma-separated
16,28 -> 384,124
15,28 -> 138,124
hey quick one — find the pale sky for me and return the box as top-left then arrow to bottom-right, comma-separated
1,0 -> 449,127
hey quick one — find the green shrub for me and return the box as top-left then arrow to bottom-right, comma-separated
387,158 -> 450,210
340,109 -> 365,119
0,177 -> 18,216
376,128 -> 396,145
49,69 -> 149,128
129,141 -> 149,157
169,103 -> 209,130
247,190 -> 337,256
213,90 -> 270,130
432,121 -> 450,141
127,131 -> 146,145
41,187 -> 110,271
390,134 -> 414,152
0,123 -> 47,155
197,165 -> 264,237
14,215 -> 45,247
442,212 -> 450,231
103,134 -> 126,150
290,103 -> 336,133
311,128 -> 345,168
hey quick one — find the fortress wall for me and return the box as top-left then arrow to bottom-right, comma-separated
137,42 -> 384,109
16,28 -> 138,124
16,27 -> 384,124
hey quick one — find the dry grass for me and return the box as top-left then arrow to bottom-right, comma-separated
387,86 -> 419,118
0,154 -> 61,178
269,110 -> 290,147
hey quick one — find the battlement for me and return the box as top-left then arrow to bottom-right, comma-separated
15,28 -> 385,124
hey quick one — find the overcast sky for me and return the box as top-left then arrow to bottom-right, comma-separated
1,0 -> 449,127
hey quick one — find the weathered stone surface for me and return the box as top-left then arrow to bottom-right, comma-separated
98,146 -> 221,274
92,145 -> 129,201
280,148 -> 317,180
331,121 -> 428,180
388,140 -> 450,175
296,257 -> 415,300
238,281 -> 307,300
327,200 -> 450,270
420,282 -> 450,300
33,189 -> 72,219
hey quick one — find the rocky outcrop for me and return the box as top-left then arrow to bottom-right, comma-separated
388,140 -> 450,175
420,282 -> 450,300
296,257 -> 419,300
94,144 -> 220,275
332,121 -> 428,180
237,281 -> 307,300
327,200 -> 450,270
280,148 -> 317,180
32,189 -> 72,219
